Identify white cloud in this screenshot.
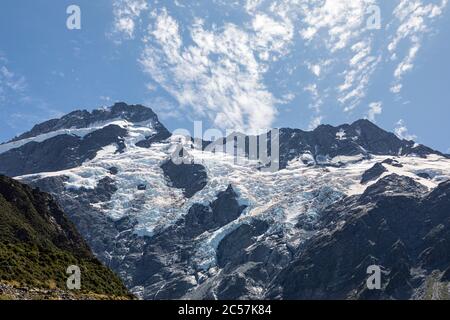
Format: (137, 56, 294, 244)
(306, 62, 321, 77)
(394, 119, 417, 141)
(288, 0, 447, 111)
(297, 0, 375, 51)
(100, 95, 112, 102)
(280, 92, 296, 104)
(146, 83, 158, 92)
(367, 101, 382, 122)
(0, 51, 7, 64)
(308, 115, 323, 130)
(145, 96, 182, 120)
(287, 1, 383, 112)
(390, 83, 403, 94)
(0, 52, 64, 132)
(113, 0, 148, 39)
(0, 58, 27, 104)
(140, 9, 277, 133)
(252, 13, 294, 61)
(303, 83, 323, 112)
(109, 0, 449, 128)
(338, 41, 381, 112)
(389, 0, 448, 93)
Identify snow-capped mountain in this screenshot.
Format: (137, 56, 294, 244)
(0, 102, 449, 299)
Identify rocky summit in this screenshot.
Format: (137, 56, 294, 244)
(0, 103, 449, 300)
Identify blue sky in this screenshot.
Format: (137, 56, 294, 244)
(0, 0, 449, 153)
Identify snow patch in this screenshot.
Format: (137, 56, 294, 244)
(0, 119, 133, 155)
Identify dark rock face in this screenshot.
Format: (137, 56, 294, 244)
(360, 174, 427, 201)
(160, 159, 208, 198)
(268, 175, 450, 300)
(442, 267, 450, 282)
(217, 220, 269, 269)
(73, 176, 118, 204)
(137, 184, 147, 191)
(180, 185, 247, 237)
(108, 167, 119, 175)
(382, 158, 403, 167)
(0, 125, 127, 177)
(417, 172, 432, 180)
(135, 127, 171, 148)
(361, 163, 387, 184)
(131, 184, 247, 299)
(187, 219, 293, 300)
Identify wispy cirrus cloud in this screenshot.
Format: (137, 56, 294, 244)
(294, 0, 447, 117)
(388, 0, 448, 93)
(269, 0, 447, 122)
(367, 101, 383, 122)
(140, 9, 279, 132)
(0, 51, 64, 135)
(112, 0, 148, 39)
(0, 52, 27, 104)
(308, 115, 323, 130)
(293, 0, 381, 114)
(110, 0, 448, 132)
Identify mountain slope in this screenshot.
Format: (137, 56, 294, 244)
(0, 103, 449, 299)
(0, 175, 131, 298)
(268, 175, 450, 300)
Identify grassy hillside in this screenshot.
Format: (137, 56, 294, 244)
(0, 175, 131, 298)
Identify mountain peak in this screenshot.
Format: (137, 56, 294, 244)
(351, 118, 377, 127)
(9, 103, 162, 143)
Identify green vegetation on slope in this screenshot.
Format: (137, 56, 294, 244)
(0, 175, 131, 298)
